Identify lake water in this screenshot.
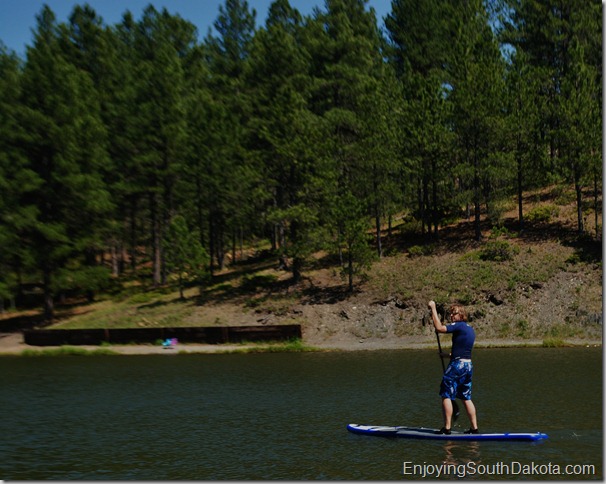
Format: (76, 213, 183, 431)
(0, 347, 601, 480)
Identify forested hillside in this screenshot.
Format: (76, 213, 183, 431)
(0, 0, 601, 324)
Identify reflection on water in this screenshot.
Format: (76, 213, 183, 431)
(0, 347, 601, 480)
(400, 441, 482, 479)
(442, 440, 482, 466)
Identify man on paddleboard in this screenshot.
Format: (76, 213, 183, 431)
(428, 300, 479, 435)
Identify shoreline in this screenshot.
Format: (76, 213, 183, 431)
(0, 332, 600, 356)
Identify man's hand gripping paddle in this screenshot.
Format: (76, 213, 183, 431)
(434, 310, 460, 422)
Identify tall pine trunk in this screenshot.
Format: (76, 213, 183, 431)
(216, 224, 225, 270)
(473, 154, 482, 241)
(129, 198, 138, 272)
(347, 242, 354, 292)
(290, 221, 302, 282)
(111, 243, 120, 277)
(208, 212, 215, 277)
(150, 193, 162, 287)
(431, 161, 439, 238)
(43, 267, 54, 324)
(375, 212, 382, 258)
(574, 166, 584, 235)
(517, 151, 524, 232)
(593, 164, 600, 239)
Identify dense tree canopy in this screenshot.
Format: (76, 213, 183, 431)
(0, 0, 601, 320)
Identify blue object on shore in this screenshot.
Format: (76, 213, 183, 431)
(162, 338, 178, 348)
(347, 424, 548, 442)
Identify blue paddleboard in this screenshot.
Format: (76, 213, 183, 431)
(347, 424, 548, 442)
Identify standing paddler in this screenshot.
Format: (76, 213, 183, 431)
(428, 300, 479, 435)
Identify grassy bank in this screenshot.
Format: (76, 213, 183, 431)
(43, 236, 601, 339)
(1, 186, 601, 347)
(20, 346, 119, 357)
(6, 338, 320, 357)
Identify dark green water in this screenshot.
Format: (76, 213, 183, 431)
(0, 347, 601, 480)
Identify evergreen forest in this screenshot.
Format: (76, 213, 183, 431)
(0, 0, 601, 323)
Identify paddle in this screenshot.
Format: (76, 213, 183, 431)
(435, 326, 460, 421)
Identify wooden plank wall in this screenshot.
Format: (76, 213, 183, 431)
(22, 325, 302, 346)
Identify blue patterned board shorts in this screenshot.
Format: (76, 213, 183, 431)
(440, 360, 473, 400)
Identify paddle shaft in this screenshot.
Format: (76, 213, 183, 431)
(435, 328, 460, 419)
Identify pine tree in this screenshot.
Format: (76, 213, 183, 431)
(203, 0, 258, 274)
(60, 5, 128, 279)
(501, 0, 563, 176)
(19, 6, 113, 321)
(503, 50, 542, 232)
(163, 215, 209, 299)
(132, 6, 192, 286)
(361, 63, 403, 256)
(246, 0, 327, 281)
(181, 43, 213, 253)
(305, 0, 385, 289)
(558, 39, 600, 234)
(0, 44, 37, 311)
(444, 0, 508, 240)
(502, 0, 601, 234)
(385, 0, 455, 239)
(112, 11, 149, 274)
